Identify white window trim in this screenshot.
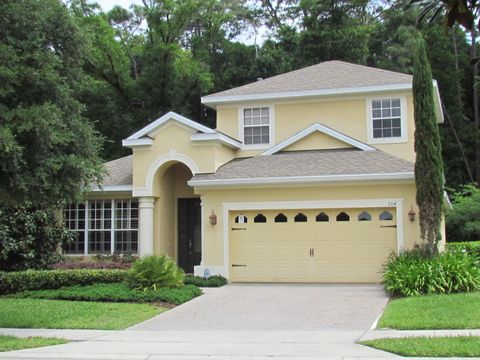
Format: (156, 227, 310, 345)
(366, 95, 408, 144)
(238, 105, 275, 150)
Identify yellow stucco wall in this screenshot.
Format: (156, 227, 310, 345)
(284, 131, 354, 152)
(215, 92, 415, 161)
(197, 182, 422, 266)
(132, 122, 236, 192)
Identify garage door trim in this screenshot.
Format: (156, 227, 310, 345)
(221, 199, 404, 279)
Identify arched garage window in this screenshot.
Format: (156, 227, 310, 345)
(254, 214, 267, 223)
(235, 215, 248, 224)
(358, 211, 372, 221)
(336, 212, 350, 222)
(316, 212, 329, 222)
(379, 211, 394, 221)
(274, 213, 288, 223)
(294, 213, 307, 222)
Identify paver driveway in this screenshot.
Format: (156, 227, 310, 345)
(130, 283, 389, 331)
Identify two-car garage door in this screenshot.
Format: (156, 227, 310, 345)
(229, 208, 397, 283)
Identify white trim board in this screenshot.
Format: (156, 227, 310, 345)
(189, 172, 415, 188)
(202, 83, 413, 106)
(133, 150, 200, 197)
(191, 133, 242, 149)
(221, 198, 404, 279)
(123, 111, 216, 149)
(261, 123, 375, 155)
(89, 185, 133, 192)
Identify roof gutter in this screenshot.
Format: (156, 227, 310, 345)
(188, 172, 415, 189)
(89, 185, 133, 192)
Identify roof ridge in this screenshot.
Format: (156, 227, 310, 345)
(332, 60, 412, 78)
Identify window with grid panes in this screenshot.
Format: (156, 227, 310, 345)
(88, 200, 112, 254)
(114, 199, 139, 254)
(63, 203, 85, 254)
(371, 99, 402, 139)
(243, 107, 270, 145)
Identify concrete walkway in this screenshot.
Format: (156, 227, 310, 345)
(1, 328, 480, 359)
(0, 285, 478, 359)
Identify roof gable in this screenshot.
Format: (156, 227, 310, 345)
(282, 130, 354, 152)
(122, 111, 242, 149)
(261, 123, 375, 156)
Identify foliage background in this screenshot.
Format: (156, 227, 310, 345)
(58, 0, 479, 188)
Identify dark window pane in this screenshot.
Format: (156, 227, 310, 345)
(254, 214, 267, 223)
(294, 213, 307, 222)
(316, 212, 329, 222)
(336, 212, 350, 222)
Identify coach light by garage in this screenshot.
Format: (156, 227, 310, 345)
(408, 206, 416, 222)
(209, 210, 217, 225)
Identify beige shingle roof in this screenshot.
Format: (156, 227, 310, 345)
(102, 155, 133, 186)
(191, 149, 414, 182)
(203, 61, 412, 99)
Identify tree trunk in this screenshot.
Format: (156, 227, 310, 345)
(471, 29, 480, 184)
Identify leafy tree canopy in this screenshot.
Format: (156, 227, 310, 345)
(0, 0, 104, 206)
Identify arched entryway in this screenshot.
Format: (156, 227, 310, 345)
(153, 161, 201, 274)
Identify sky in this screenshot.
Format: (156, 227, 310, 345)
(97, 0, 142, 11)
(95, 0, 264, 45)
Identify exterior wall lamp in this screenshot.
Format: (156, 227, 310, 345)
(408, 206, 416, 222)
(209, 210, 217, 225)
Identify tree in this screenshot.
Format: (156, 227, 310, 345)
(0, 0, 105, 206)
(413, 35, 445, 253)
(409, 0, 480, 185)
(446, 184, 480, 242)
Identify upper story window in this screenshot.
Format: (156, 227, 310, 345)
(242, 107, 271, 146)
(367, 97, 407, 144)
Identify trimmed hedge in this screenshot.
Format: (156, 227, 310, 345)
(11, 283, 202, 305)
(0, 269, 128, 295)
(446, 241, 480, 257)
(51, 262, 132, 270)
(184, 275, 228, 287)
(383, 250, 480, 297)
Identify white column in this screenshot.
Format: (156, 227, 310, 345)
(138, 197, 155, 256)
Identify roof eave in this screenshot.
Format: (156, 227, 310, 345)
(188, 172, 415, 189)
(191, 133, 242, 149)
(201, 83, 413, 109)
(88, 185, 133, 193)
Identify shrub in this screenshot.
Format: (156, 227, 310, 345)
(446, 241, 480, 257)
(127, 255, 184, 290)
(0, 204, 73, 271)
(446, 184, 480, 243)
(0, 269, 128, 295)
(12, 283, 202, 305)
(184, 275, 228, 287)
(383, 249, 480, 297)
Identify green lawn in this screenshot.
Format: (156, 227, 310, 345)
(0, 298, 163, 330)
(361, 336, 480, 357)
(0, 335, 67, 352)
(378, 292, 480, 329)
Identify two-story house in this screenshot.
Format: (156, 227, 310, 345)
(64, 60, 447, 283)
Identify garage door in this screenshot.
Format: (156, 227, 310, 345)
(229, 208, 397, 283)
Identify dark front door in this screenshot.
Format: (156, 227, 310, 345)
(178, 198, 201, 273)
